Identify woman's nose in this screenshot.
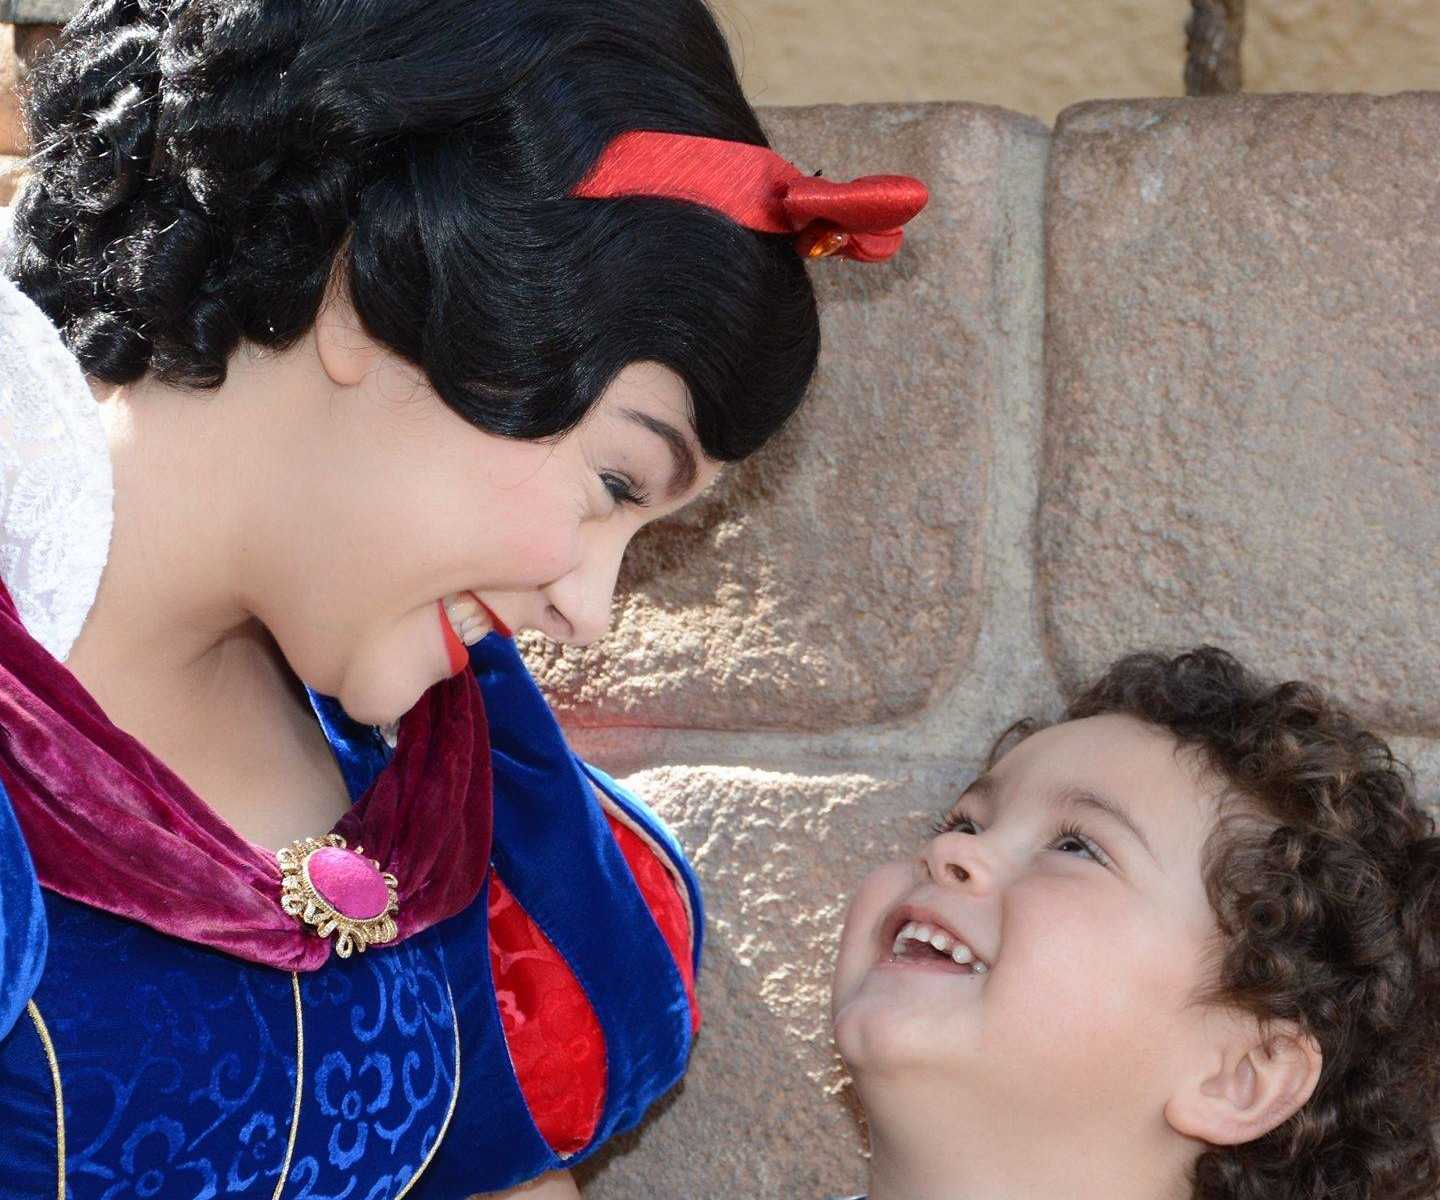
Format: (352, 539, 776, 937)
(544, 536, 627, 646)
(922, 830, 996, 893)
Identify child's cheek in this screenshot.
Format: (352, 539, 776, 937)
(997, 890, 1149, 1040)
(832, 861, 911, 1008)
(998, 898, 1191, 1086)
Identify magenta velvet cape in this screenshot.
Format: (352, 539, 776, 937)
(0, 576, 493, 970)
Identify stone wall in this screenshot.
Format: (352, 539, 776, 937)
(557, 98, 1439, 1197)
(0, 21, 55, 201)
(714, 0, 1440, 123)
(2, 22, 1437, 1196)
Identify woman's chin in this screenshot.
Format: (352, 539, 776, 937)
(334, 666, 431, 728)
(324, 620, 454, 727)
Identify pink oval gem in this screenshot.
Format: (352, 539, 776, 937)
(306, 847, 391, 921)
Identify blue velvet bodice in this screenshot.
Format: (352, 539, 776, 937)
(0, 636, 702, 1198)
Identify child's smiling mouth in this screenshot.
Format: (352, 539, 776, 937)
(879, 906, 992, 976)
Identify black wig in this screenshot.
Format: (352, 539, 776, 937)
(3, 0, 820, 461)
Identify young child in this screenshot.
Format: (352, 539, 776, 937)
(832, 646, 1440, 1200)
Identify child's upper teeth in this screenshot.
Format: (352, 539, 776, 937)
(891, 919, 986, 970)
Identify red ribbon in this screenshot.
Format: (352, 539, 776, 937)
(571, 131, 928, 262)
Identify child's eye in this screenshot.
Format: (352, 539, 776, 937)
(1052, 823, 1112, 868)
(601, 472, 650, 508)
(930, 808, 980, 837)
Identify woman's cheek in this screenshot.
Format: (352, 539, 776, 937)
(487, 501, 583, 585)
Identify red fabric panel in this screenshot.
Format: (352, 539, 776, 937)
(607, 817, 700, 1035)
(488, 812, 699, 1156)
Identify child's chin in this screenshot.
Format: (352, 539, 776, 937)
(833, 972, 958, 1073)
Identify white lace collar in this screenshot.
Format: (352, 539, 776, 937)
(0, 273, 115, 662)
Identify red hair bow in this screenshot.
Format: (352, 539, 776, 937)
(572, 131, 929, 263)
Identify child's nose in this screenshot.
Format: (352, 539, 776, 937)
(923, 830, 995, 893)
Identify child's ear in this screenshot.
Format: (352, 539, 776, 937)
(1165, 1018, 1323, 1146)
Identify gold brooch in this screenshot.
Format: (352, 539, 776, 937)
(278, 834, 399, 957)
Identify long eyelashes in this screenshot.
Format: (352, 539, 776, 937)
(601, 471, 650, 508)
(930, 808, 974, 837)
(929, 807, 1112, 867)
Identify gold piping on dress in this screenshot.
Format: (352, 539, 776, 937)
(270, 973, 304, 1200)
(25, 1000, 65, 1200)
(393, 980, 462, 1199)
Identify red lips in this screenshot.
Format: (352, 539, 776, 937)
(438, 600, 470, 677)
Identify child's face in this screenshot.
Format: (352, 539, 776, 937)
(833, 714, 1225, 1139)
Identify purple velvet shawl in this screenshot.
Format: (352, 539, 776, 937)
(0, 576, 493, 971)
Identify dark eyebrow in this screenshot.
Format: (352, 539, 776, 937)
(958, 774, 997, 803)
(621, 407, 699, 499)
(959, 774, 1159, 865)
(1058, 786, 1159, 864)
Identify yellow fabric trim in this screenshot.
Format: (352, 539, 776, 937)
(393, 980, 462, 1199)
(270, 973, 304, 1200)
(25, 1000, 65, 1200)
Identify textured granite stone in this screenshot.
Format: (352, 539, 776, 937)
(527, 102, 1048, 732)
(0, 2, 76, 21)
(1041, 94, 1440, 733)
(577, 761, 975, 1199)
(1399, 739, 1440, 818)
(0, 28, 20, 157)
(2, 22, 60, 164)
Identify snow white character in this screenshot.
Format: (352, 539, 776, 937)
(0, 0, 925, 1196)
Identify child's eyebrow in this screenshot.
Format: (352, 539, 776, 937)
(961, 774, 1160, 865)
(1056, 786, 1159, 865)
(958, 774, 997, 804)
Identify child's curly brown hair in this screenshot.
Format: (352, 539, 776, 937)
(1009, 646, 1440, 1200)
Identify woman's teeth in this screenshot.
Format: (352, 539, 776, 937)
(890, 920, 989, 973)
(443, 592, 492, 646)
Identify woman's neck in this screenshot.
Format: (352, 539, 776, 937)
(63, 366, 352, 848)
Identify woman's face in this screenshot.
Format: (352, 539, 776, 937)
(254, 350, 720, 724)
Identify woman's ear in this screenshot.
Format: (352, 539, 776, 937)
(1165, 1017, 1323, 1146)
(313, 286, 382, 388)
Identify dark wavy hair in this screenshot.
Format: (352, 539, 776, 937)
(2, 0, 819, 461)
(991, 647, 1440, 1200)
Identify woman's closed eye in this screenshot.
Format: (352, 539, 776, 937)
(600, 471, 650, 508)
(929, 808, 1113, 868)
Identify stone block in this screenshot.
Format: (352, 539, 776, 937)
(527, 102, 1048, 732)
(2, 22, 60, 158)
(1041, 94, 1440, 734)
(1, 27, 21, 157)
(0, 3, 76, 21)
(576, 762, 975, 1199)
